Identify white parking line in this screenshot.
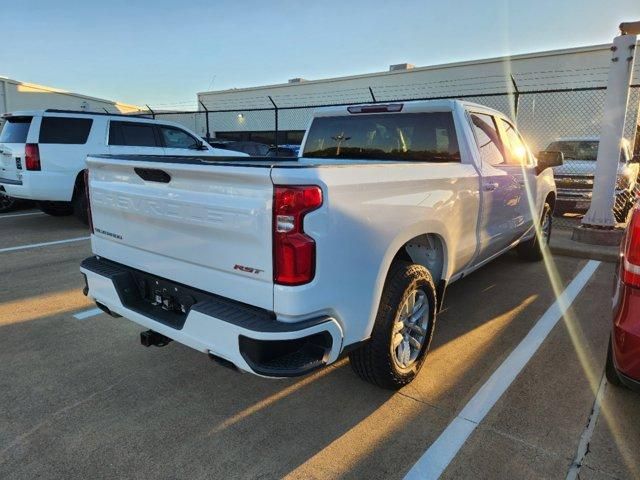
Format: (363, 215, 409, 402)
(73, 308, 103, 320)
(0, 236, 90, 253)
(0, 211, 44, 219)
(404, 260, 601, 480)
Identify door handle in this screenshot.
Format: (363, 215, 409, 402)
(483, 182, 499, 192)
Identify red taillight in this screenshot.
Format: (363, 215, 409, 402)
(623, 205, 640, 287)
(84, 169, 94, 233)
(273, 185, 323, 286)
(25, 143, 41, 171)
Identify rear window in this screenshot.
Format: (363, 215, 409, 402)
(0, 116, 33, 143)
(109, 121, 160, 147)
(39, 117, 93, 144)
(302, 112, 460, 162)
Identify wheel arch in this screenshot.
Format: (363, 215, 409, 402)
(381, 230, 450, 314)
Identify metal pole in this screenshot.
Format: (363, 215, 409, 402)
(582, 32, 638, 228)
(369, 87, 377, 103)
(199, 100, 211, 140)
(510, 74, 520, 119)
(268, 96, 278, 150)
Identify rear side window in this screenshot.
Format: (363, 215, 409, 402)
(469, 113, 506, 166)
(159, 126, 199, 149)
(302, 112, 460, 162)
(0, 116, 33, 143)
(109, 121, 160, 147)
(39, 117, 93, 144)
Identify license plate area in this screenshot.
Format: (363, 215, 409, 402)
(112, 269, 209, 330)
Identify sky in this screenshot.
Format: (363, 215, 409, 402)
(1, 0, 639, 109)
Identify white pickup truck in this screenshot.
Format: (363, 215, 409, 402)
(80, 100, 560, 389)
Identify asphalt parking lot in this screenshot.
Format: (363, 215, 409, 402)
(0, 211, 638, 480)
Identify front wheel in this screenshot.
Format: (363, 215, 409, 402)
(517, 202, 552, 262)
(349, 261, 437, 390)
(614, 192, 633, 224)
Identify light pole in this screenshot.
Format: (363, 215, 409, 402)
(579, 23, 638, 233)
(574, 22, 639, 245)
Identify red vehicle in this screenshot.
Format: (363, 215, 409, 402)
(608, 202, 640, 391)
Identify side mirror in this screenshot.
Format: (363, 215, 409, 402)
(191, 140, 208, 151)
(536, 150, 564, 174)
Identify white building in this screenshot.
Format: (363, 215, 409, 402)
(195, 43, 640, 151)
(0, 76, 142, 123)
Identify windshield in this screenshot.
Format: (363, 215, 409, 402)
(0, 116, 33, 143)
(545, 140, 599, 160)
(303, 112, 460, 162)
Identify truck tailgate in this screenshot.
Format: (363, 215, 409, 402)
(87, 156, 275, 310)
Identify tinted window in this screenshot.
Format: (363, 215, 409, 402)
(39, 117, 93, 144)
(109, 121, 159, 147)
(303, 112, 460, 162)
(0, 116, 33, 143)
(500, 119, 529, 165)
(159, 126, 199, 149)
(470, 113, 506, 166)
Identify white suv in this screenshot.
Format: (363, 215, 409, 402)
(0, 109, 245, 222)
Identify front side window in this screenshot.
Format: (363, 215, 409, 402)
(39, 117, 93, 144)
(109, 121, 159, 147)
(303, 112, 460, 162)
(469, 113, 506, 166)
(0, 116, 33, 143)
(159, 126, 199, 149)
(500, 119, 530, 166)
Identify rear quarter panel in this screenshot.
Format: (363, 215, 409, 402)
(271, 162, 480, 346)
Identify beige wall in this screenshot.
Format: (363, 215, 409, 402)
(0, 78, 141, 116)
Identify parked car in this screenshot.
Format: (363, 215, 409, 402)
(548, 137, 638, 222)
(80, 100, 560, 389)
(0, 109, 246, 223)
(607, 201, 640, 391)
(206, 140, 270, 156)
(266, 146, 298, 157)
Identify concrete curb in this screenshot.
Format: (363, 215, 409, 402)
(550, 228, 619, 263)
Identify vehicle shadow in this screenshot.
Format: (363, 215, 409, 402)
(0, 251, 594, 480)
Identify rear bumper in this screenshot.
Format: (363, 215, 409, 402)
(0, 172, 72, 201)
(612, 281, 640, 383)
(80, 256, 343, 377)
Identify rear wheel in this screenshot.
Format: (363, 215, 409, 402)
(605, 335, 623, 387)
(38, 201, 74, 217)
(72, 188, 89, 225)
(349, 261, 437, 390)
(517, 202, 552, 261)
(0, 193, 18, 213)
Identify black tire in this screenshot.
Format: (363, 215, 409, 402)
(0, 193, 18, 213)
(605, 335, 623, 387)
(349, 261, 437, 390)
(73, 188, 89, 225)
(38, 201, 74, 217)
(517, 202, 552, 262)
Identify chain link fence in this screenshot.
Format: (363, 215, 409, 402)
(147, 83, 640, 230)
